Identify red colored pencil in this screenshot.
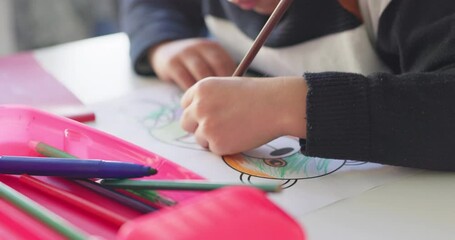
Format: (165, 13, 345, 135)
(19, 175, 128, 227)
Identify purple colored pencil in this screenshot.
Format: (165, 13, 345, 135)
(74, 179, 157, 213)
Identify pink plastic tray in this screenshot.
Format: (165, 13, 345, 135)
(0, 105, 305, 239)
(0, 105, 203, 238)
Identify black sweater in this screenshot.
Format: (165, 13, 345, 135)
(120, 0, 455, 171)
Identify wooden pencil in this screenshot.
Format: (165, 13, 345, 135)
(0, 182, 88, 240)
(233, 0, 294, 76)
(100, 179, 282, 193)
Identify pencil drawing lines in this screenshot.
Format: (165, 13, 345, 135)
(126, 94, 206, 151)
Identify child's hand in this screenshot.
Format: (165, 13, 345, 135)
(180, 76, 308, 155)
(149, 38, 235, 90)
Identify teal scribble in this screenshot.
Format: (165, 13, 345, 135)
(317, 159, 330, 172)
(243, 152, 344, 179)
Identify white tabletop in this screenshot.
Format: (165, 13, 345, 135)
(33, 33, 455, 240)
(34, 33, 153, 105)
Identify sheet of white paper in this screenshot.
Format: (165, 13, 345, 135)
(88, 82, 419, 222)
(300, 171, 455, 240)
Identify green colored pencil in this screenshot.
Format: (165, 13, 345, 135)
(126, 189, 177, 207)
(100, 179, 282, 193)
(31, 141, 78, 159)
(31, 141, 178, 205)
(0, 182, 88, 240)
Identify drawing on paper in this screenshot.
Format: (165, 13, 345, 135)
(125, 92, 364, 189)
(122, 93, 206, 151)
(222, 137, 346, 188)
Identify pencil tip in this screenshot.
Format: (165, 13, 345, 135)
(28, 140, 38, 149)
(148, 167, 158, 175)
(275, 185, 283, 193)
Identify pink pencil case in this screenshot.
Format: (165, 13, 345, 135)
(0, 105, 305, 239)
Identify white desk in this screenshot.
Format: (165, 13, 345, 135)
(34, 33, 150, 105)
(33, 33, 455, 240)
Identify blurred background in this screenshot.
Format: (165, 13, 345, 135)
(0, 0, 119, 56)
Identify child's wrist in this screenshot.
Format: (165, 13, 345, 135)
(278, 76, 307, 138)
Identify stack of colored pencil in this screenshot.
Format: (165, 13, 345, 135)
(0, 141, 282, 239)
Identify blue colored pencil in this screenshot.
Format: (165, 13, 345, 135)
(0, 156, 157, 178)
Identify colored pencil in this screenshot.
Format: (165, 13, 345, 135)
(233, 0, 294, 76)
(0, 182, 88, 240)
(100, 179, 282, 193)
(19, 175, 128, 227)
(31, 141, 176, 206)
(31, 141, 78, 158)
(126, 189, 177, 207)
(0, 155, 157, 178)
(74, 179, 157, 213)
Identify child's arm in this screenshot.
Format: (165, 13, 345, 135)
(121, 0, 235, 89)
(180, 0, 455, 171)
(303, 0, 455, 170)
(120, 0, 207, 75)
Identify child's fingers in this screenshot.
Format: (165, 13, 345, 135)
(194, 127, 209, 149)
(180, 85, 196, 109)
(180, 52, 216, 81)
(180, 105, 199, 135)
(169, 61, 197, 90)
(199, 47, 235, 76)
